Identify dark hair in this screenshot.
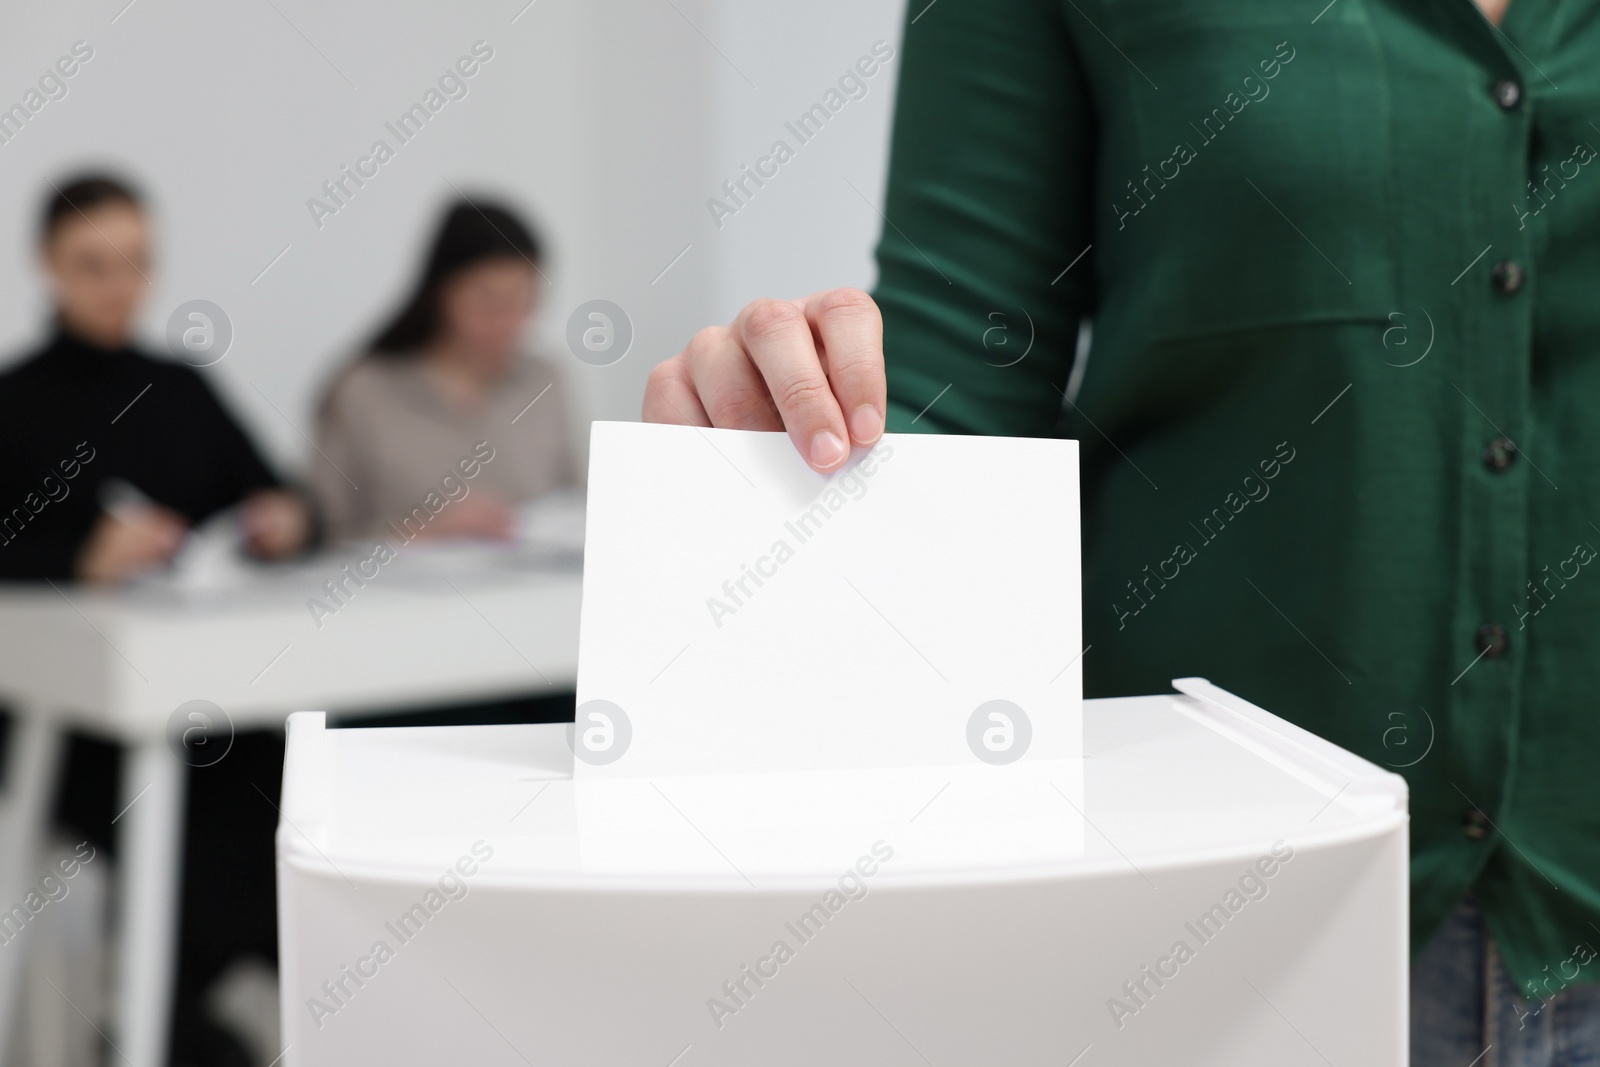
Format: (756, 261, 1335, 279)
(41, 173, 142, 241)
(370, 198, 542, 355)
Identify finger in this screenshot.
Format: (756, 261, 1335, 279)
(805, 288, 885, 446)
(132, 528, 179, 562)
(151, 514, 188, 554)
(155, 525, 186, 556)
(148, 505, 188, 531)
(734, 298, 849, 472)
(684, 325, 782, 432)
(121, 509, 179, 544)
(643, 355, 712, 427)
(239, 501, 267, 536)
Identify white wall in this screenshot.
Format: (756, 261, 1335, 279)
(706, 3, 906, 317)
(0, 0, 904, 476)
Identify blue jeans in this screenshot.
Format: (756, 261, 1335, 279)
(1413, 898, 1600, 1066)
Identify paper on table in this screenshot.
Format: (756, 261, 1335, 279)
(574, 422, 1082, 779)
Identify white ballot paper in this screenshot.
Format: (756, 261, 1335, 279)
(574, 422, 1082, 779)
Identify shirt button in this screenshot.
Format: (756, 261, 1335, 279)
(1476, 623, 1509, 658)
(1493, 79, 1522, 110)
(1464, 809, 1492, 840)
(1491, 260, 1525, 294)
(1482, 436, 1518, 471)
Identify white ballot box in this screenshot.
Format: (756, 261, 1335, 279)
(276, 676, 1407, 1066)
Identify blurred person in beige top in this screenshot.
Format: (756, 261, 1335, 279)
(313, 198, 580, 543)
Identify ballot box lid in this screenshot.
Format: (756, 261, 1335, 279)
(277, 678, 1406, 890)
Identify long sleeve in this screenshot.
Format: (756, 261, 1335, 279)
(0, 341, 287, 580)
(495, 353, 585, 494)
(181, 371, 283, 523)
(541, 360, 584, 490)
(874, 0, 1095, 437)
(309, 374, 373, 543)
(0, 417, 85, 580)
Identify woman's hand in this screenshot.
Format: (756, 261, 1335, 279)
(241, 490, 313, 560)
(75, 506, 187, 584)
(643, 289, 887, 472)
(412, 493, 516, 543)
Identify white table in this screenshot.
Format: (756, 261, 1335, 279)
(0, 548, 582, 1067)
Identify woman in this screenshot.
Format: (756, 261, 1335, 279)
(646, 1, 1600, 1063)
(0, 172, 314, 1065)
(0, 174, 311, 582)
(313, 198, 580, 544)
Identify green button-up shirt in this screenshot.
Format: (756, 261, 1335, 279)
(877, 0, 1600, 992)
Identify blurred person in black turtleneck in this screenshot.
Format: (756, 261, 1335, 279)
(0, 173, 311, 582)
(0, 174, 313, 1067)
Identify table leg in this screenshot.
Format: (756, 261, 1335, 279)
(112, 739, 186, 1067)
(0, 703, 63, 1067)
